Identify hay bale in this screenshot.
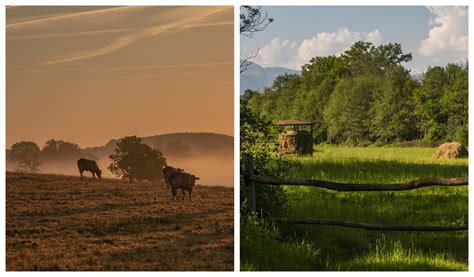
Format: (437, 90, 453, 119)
(433, 142, 468, 158)
(278, 131, 313, 155)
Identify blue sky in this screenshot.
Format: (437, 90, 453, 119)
(241, 6, 468, 73)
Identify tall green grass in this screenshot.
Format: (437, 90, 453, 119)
(243, 146, 468, 271)
(240, 215, 320, 271)
(335, 237, 467, 271)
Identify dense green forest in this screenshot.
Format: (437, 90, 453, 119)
(243, 41, 468, 146)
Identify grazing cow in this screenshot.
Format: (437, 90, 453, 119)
(77, 158, 102, 179)
(162, 166, 184, 188)
(168, 172, 199, 201)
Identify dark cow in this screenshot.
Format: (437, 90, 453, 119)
(77, 158, 102, 179)
(168, 172, 199, 201)
(162, 166, 184, 188)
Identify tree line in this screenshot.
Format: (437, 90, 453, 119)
(243, 41, 468, 146)
(7, 136, 167, 182)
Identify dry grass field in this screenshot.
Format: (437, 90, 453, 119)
(6, 172, 234, 271)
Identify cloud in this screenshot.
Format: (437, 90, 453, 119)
(252, 37, 299, 69)
(43, 7, 231, 65)
(252, 27, 383, 70)
(418, 6, 468, 58)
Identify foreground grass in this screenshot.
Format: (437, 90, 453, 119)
(6, 172, 234, 271)
(243, 146, 468, 271)
(335, 238, 467, 271)
(241, 216, 320, 271)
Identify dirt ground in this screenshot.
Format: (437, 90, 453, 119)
(6, 172, 234, 271)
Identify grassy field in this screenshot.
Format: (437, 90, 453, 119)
(241, 145, 468, 271)
(6, 172, 233, 271)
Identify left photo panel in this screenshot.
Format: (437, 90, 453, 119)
(6, 6, 234, 271)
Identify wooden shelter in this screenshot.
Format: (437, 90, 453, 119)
(277, 120, 316, 155)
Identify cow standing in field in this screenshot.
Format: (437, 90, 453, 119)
(168, 172, 199, 201)
(162, 166, 184, 188)
(77, 158, 102, 179)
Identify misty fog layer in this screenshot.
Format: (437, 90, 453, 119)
(7, 151, 233, 187)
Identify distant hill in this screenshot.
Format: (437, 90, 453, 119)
(84, 132, 233, 159)
(240, 61, 299, 94)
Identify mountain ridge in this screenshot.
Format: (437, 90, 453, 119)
(240, 61, 299, 94)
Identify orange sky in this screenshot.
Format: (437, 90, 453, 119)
(6, 6, 234, 148)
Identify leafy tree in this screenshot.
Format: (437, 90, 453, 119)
(245, 41, 467, 146)
(41, 139, 83, 160)
(441, 63, 468, 142)
(9, 141, 42, 173)
(341, 41, 412, 77)
(372, 66, 419, 143)
(324, 76, 383, 144)
(414, 66, 447, 141)
(108, 136, 166, 182)
(241, 98, 287, 217)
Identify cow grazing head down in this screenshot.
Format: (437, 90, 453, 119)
(77, 158, 102, 179)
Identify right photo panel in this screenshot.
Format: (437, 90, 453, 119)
(240, 6, 468, 271)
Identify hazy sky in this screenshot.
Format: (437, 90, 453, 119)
(241, 6, 468, 73)
(7, 6, 234, 148)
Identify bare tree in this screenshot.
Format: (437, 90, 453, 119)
(240, 6, 273, 73)
(240, 6, 273, 38)
(240, 49, 259, 73)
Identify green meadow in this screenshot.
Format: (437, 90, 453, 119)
(241, 146, 468, 271)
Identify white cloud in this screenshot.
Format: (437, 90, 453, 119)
(252, 37, 298, 68)
(418, 6, 468, 58)
(252, 27, 383, 70)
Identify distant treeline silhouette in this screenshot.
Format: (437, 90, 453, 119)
(7, 139, 96, 173)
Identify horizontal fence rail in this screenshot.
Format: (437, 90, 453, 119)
(241, 154, 468, 232)
(246, 175, 468, 192)
(272, 218, 468, 232)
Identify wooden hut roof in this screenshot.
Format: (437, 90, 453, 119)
(277, 120, 316, 126)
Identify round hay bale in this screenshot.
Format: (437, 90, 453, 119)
(433, 142, 468, 159)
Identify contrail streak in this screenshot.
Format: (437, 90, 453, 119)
(6, 6, 138, 29)
(43, 6, 231, 65)
(17, 62, 233, 73)
(7, 28, 135, 41)
(114, 72, 195, 80)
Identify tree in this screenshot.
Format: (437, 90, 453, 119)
(240, 6, 273, 72)
(372, 66, 419, 143)
(441, 63, 468, 143)
(341, 41, 412, 77)
(240, 6, 273, 38)
(324, 76, 383, 144)
(9, 141, 42, 173)
(108, 136, 166, 182)
(240, 97, 287, 217)
(41, 139, 83, 160)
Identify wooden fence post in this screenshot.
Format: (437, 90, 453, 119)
(242, 154, 256, 213)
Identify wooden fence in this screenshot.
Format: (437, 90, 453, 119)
(241, 154, 468, 232)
